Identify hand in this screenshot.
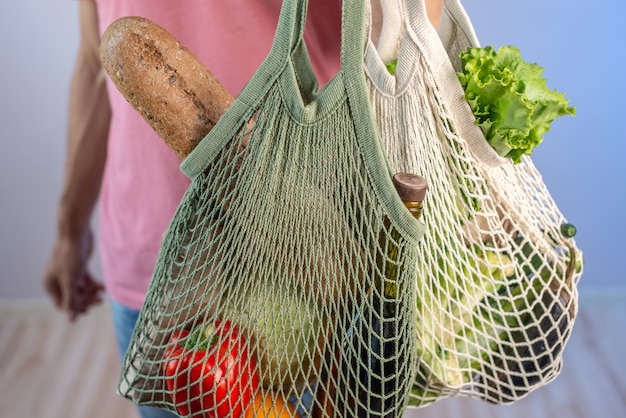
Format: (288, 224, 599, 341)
(42, 229, 105, 321)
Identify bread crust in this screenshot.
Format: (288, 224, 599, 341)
(99, 16, 234, 160)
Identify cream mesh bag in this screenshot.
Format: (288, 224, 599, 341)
(117, 0, 427, 416)
(365, 0, 583, 407)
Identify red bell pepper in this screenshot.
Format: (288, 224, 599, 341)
(163, 320, 260, 418)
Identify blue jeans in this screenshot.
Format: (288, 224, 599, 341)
(110, 299, 179, 418)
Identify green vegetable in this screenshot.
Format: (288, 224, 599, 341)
(410, 243, 578, 406)
(560, 223, 577, 238)
(224, 279, 327, 391)
(385, 59, 398, 75)
(457, 45, 576, 163)
(413, 244, 515, 388)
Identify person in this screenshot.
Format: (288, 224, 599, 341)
(42, 1, 441, 417)
(42, 1, 342, 417)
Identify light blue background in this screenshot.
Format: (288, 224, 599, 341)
(463, 0, 626, 290)
(0, 0, 624, 301)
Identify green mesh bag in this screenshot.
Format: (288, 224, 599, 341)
(367, 0, 583, 408)
(117, 0, 426, 416)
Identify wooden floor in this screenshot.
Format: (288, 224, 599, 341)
(1, 289, 624, 418)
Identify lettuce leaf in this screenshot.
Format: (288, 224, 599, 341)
(457, 46, 575, 163)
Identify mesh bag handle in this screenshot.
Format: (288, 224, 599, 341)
(376, 0, 405, 64)
(437, 0, 480, 71)
(367, 0, 582, 407)
(117, 0, 427, 417)
(373, 0, 480, 67)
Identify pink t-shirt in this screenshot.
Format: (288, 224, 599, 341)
(95, 0, 341, 310)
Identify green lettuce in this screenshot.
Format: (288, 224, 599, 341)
(457, 45, 576, 163)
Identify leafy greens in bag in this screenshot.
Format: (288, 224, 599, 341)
(457, 45, 576, 163)
(383, 43, 581, 405)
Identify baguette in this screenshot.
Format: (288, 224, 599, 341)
(99, 16, 234, 160)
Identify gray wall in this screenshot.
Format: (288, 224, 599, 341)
(0, 0, 89, 302)
(1, 0, 624, 303)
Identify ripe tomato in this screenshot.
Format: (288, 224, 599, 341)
(163, 320, 260, 418)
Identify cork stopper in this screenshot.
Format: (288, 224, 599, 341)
(392, 172, 428, 202)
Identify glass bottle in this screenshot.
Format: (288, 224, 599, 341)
(339, 173, 428, 417)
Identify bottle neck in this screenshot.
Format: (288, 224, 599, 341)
(403, 200, 423, 220)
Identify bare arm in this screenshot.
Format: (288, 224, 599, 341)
(426, 0, 443, 29)
(43, 0, 110, 321)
